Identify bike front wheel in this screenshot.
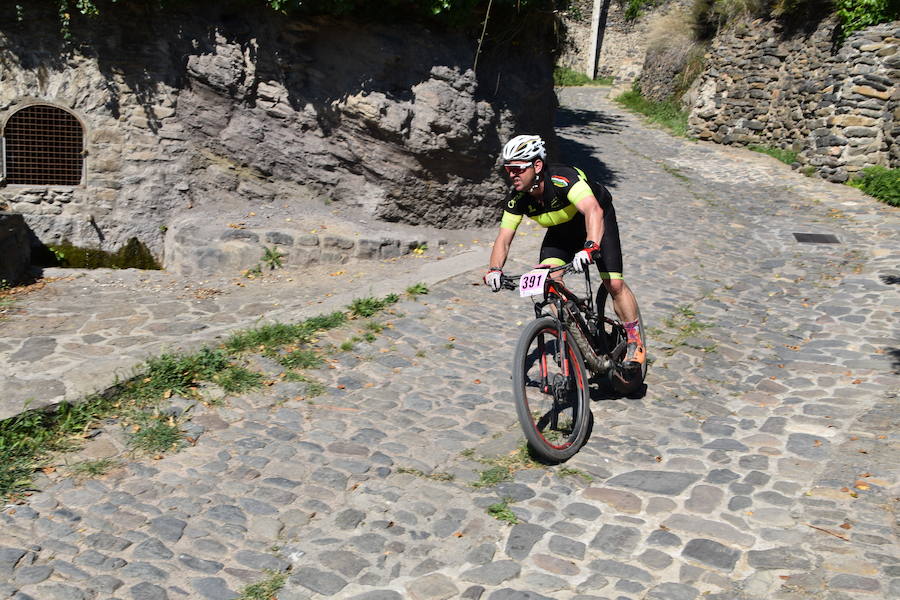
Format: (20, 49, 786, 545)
(512, 317, 591, 463)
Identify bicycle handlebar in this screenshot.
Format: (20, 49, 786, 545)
(499, 263, 574, 290)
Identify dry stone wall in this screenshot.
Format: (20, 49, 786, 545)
(689, 18, 899, 182)
(0, 3, 555, 268)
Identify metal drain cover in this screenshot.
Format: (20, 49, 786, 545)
(793, 233, 840, 244)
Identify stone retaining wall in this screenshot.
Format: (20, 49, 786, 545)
(689, 19, 899, 182)
(0, 212, 31, 284)
(163, 217, 437, 276)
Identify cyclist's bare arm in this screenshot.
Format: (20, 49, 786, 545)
(575, 194, 604, 244)
(489, 227, 516, 270)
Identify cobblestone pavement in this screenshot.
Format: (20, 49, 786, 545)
(0, 225, 505, 420)
(2, 87, 898, 600)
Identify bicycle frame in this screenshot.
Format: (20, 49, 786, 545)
(533, 268, 620, 374)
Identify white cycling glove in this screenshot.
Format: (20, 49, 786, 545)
(572, 241, 600, 273)
(484, 268, 503, 292)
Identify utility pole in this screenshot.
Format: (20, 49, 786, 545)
(587, 0, 612, 79)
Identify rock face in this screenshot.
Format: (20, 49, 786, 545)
(0, 213, 31, 284)
(0, 3, 556, 265)
(688, 18, 899, 182)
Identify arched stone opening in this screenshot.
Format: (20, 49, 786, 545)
(2, 104, 85, 186)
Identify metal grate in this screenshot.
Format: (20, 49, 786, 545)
(3, 104, 83, 185)
(793, 233, 840, 244)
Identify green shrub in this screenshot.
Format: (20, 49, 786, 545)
(835, 0, 900, 40)
(847, 166, 900, 207)
(614, 85, 690, 137)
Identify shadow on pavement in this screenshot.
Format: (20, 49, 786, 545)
(588, 377, 648, 401)
(888, 348, 900, 374)
(554, 106, 625, 188)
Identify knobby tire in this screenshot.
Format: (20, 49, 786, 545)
(512, 317, 591, 463)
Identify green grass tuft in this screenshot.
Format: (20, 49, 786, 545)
(847, 166, 900, 207)
(554, 66, 615, 87)
(348, 294, 400, 318)
(472, 465, 511, 488)
(405, 282, 429, 297)
(68, 458, 119, 478)
(747, 144, 798, 166)
(128, 415, 184, 454)
(212, 366, 264, 393)
(238, 570, 287, 600)
(614, 85, 689, 137)
(0, 396, 114, 497)
(278, 348, 322, 370)
(487, 499, 519, 524)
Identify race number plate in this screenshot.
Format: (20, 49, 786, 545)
(519, 268, 549, 297)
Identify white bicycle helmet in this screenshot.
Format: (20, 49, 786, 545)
(502, 134, 546, 162)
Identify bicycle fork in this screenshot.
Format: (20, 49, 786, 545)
(538, 328, 571, 431)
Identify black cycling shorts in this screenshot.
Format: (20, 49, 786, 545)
(538, 205, 624, 278)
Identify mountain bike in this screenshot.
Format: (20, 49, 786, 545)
(499, 264, 647, 462)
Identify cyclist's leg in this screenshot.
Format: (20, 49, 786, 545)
(596, 204, 644, 366)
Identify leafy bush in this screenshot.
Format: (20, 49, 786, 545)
(835, 0, 900, 39)
(847, 166, 900, 206)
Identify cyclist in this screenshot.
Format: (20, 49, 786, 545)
(483, 134, 645, 368)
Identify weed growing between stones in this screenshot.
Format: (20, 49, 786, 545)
(847, 166, 900, 207)
(405, 282, 429, 297)
(128, 414, 185, 455)
(748, 144, 799, 166)
(396, 466, 455, 481)
(278, 348, 322, 369)
(661, 163, 689, 181)
(649, 304, 716, 355)
(558, 467, 594, 482)
(225, 313, 347, 354)
(262, 246, 285, 270)
(348, 294, 400, 318)
(0, 395, 115, 499)
(471, 444, 542, 488)
(487, 499, 519, 524)
(67, 457, 119, 479)
(238, 570, 287, 600)
(614, 85, 690, 137)
(282, 372, 326, 398)
(0, 291, 413, 500)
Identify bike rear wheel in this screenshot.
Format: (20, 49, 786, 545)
(597, 287, 648, 396)
(512, 317, 591, 463)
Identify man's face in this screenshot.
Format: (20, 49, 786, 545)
(504, 159, 540, 192)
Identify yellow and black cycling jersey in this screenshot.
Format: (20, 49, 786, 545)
(500, 164, 613, 231)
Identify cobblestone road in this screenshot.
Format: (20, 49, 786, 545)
(1, 87, 898, 600)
